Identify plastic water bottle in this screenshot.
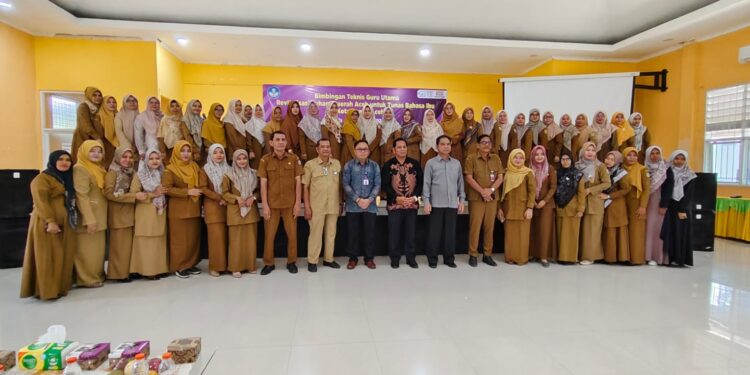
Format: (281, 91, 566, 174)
(159, 352, 177, 374)
(133, 353, 149, 375)
(62, 357, 82, 374)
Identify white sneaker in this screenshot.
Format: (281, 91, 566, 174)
(647, 260, 657, 266)
(579, 260, 593, 265)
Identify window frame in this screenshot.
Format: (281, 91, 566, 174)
(40, 90, 83, 168)
(704, 83, 750, 186)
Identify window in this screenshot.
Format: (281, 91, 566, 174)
(704, 84, 750, 185)
(41, 91, 84, 166)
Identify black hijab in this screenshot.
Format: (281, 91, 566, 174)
(555, 149, 583, 208)
(42, 150, 78, 229)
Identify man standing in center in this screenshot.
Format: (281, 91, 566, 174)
(303, 138, 342, 272)
(464, 134, 504, 267)
(258, 131, 303, 275)
(382, 138, 423, 269)
(423, 135, 466, 269)
(343, 140, 381, 270)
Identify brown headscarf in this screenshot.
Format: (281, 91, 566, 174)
(281, 101, 302, 149)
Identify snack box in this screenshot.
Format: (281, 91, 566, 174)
(17, 341, 79, 371)
(0, 350, 15, 370)
(108, 341, 150, 370)
(65, 342, 110, 371)
(167, 337, 201, 364)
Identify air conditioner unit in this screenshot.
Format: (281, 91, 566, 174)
(740, 45, 750, 64)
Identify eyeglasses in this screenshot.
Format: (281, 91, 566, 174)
(355, 148, 369, 151)
(479, 141, 491, 145)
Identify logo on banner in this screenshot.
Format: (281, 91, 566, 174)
(267, 86, 281, 99)
(417, 90, 447, 99)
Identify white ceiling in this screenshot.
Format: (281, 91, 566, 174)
(2, 0, 750, 74)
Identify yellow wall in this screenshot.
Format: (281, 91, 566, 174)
(183, 64, 504, 113)
(0, 22, 37, 169)
(156, 43, 184, 103)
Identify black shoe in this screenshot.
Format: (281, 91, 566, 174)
(444, 261, 457, 268)
(175, 270, 191, 279)
(261, 265, 275, 275)
(187, 266, 201, 275)
(407, 259, 419, 269)
(469, 256, 478, 267)
(482, 255, 498, 267)
(287, 263, 298, 274)
(323, 261, 341, 269)
(308, 263, 317, 273)
(391, 259, 400, 269)
(429, 262, 437, 269)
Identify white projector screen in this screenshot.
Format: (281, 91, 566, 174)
(501, 73, 639, 122)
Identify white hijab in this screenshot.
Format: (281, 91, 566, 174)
(591, 110, 615, 149)
(223, 99, 247, 135)
(203, 144, 232, 194)
(357, 104, 379, 142)
(629, 112, 647, 151)
(496, 110, 511, 151)
(420, 109, 443, 154)
(247, 105, 266, 145)
(480, 106, 495, 135)
(298, 101, 322, 143)
(380, 106, 401, 146)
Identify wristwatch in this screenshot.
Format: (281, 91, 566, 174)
(490, 187, 496, 192)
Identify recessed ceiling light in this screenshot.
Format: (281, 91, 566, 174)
(419, 48, 431, 57)
(300, 43, 312, 53)
(175, 37, 189, 46)
(0, 1, 13, 9)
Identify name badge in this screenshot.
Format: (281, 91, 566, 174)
(489, 170, 497, 182)
(322, 167, 329, 176)
(363, 178, 369, 186)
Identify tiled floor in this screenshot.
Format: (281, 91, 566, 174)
(1, 239, 750, 374)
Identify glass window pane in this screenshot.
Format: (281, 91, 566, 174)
(710, 142, 741, 184)
(50, 96, 79, 130)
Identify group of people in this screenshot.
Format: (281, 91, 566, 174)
(20, 87, 698, 301)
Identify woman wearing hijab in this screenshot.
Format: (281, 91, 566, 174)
(497, 149, 536, 265)
(628, 113, 651, 163)
(321, 102, 343, 160)
(541, 111, 563, 163)
(440, 102, 465, 161)
(419, 109, 443, 168)
(20, 150, 77, 300)
(591, 110, 616, 161)
(572, 113, 594, 162)
(622, 146, 650, 265)
(158, 99, 199, 164)
(490, 110, 511, 166)
(341, 109, 361, 166)
(103, 147, 145, 282)
(576, 141, 612, 265)
(479, 106, 495, 137)
(263, 106, 284, 154)
(115, 95, 139, 156)
(163, 140, 203, 278)
(602, 151, 631, 264)
(555, 150, 586, 264)
(97, 96, 119, 166)
(527, 109, 546, 150)
(380, 106, 402, 165)
(247, 104, 266, 169)
(644, 146, 673, 265)
(298, 101, 323, 162)
(358, 104, 383, 164)
(529, 145, 557, 267)
(73, 140, 108, 287)
(508, 113, 534, 166)
(401, 109, 423, 161)
(461, 107, 481, 162)
(611, 112, 635, 155)
(660, 150, 697, 267)
(558, 113, 578, 162)
(281, 101, 303, 156)
(200, 144, 232, 276)
(72, 87, 104, 164)
(223, 99, 251, 162)
(201, 103, 227, 151)
(242, 104, 253, 122)
(222, 149, 262, 277)
(130, 148, 169, 279)
(134, 96, 163, 161)
(183, 99, 205, 164)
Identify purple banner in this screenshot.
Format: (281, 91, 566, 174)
(262, 84, 447, 124)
